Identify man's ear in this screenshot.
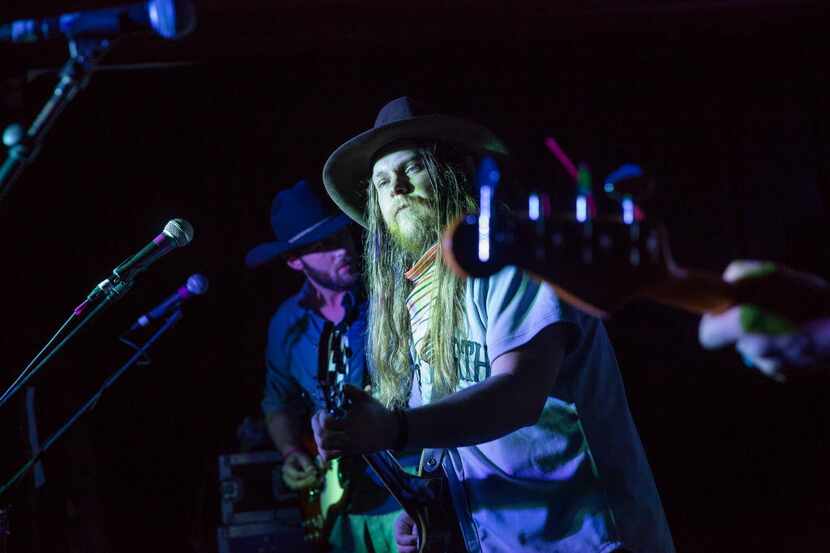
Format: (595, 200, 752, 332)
(285, 255, 303, 271)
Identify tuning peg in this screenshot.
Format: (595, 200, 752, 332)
(603, 163, 654, 201)
(604, 163, 653, 223)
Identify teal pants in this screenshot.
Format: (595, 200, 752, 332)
(328, 509, 401, 553)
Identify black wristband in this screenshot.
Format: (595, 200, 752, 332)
(392, 407, 409, 451)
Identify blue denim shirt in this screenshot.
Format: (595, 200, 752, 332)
(262, 282, 368, 417)
(261, 281, 416, 516)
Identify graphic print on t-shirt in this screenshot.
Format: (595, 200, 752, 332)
(405, 245, 491, 403)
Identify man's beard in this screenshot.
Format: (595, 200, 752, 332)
(387, 203, 437, 261)
(302, 261, 358, 292)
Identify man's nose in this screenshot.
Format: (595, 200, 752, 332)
(391, 173, 412, 196)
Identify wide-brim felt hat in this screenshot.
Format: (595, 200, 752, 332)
(245, 179, 352, 268)
(323, 96, 508, 228)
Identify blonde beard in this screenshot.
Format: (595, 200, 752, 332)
(387, 205, 436, 259)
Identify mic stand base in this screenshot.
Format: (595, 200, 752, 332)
(0, 309, 184, 499)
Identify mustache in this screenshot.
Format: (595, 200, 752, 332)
(394, 197, 430, 214)
(334, 258, 354, 271)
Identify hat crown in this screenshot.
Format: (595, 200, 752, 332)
(373, 96, 433, 129)
(270, 180, 336, 242)
(245, 179, 351, 268)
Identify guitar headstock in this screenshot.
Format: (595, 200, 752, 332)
(442, 156, 687, 318)
(445, 212, 680, 318)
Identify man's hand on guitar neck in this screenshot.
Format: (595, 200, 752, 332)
(311, 385, 399, 460)
(699, 260, 830, 382)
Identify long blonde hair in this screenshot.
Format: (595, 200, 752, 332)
(363, 144, 476, 408)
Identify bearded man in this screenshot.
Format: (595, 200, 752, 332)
(313, 97, 675, 553)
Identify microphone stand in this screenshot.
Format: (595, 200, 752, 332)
(0, 37, 112, 203)
(0, 309, 184, 498)
(0, 278, 131, 411)
(0, 506, 7, 553)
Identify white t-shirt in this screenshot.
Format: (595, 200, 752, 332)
(406, 261, 675, 553)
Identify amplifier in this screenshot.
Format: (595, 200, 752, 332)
(216, 521, 309, 553)
(217, 450, 309, 552)
(218, 450, 298, 526)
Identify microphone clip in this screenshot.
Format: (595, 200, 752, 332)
(75, 277, 132, 317)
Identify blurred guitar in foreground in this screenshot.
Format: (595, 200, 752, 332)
(443, 156, 828, 326)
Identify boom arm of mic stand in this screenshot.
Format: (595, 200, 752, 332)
(0, 309, 184, 498)
(0, 37, 111, 203)
(0, 279, 131, 411)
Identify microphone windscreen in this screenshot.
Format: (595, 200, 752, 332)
(185, 274, 209, 295)
(148, 0, 197, 39)
(164, 218, 194, 247)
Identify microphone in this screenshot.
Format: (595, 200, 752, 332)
(113, 218, 194, 283)
(130, 273, 208, 330)
(80, 219, 194, 310)
(73, 219, 193, 317)
(0, 0, 196, 43)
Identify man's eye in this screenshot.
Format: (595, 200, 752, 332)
(375, 178, 389, 188)
(405, 162, 423, 175)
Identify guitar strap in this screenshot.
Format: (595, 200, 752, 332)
(421, 447, 482, 553)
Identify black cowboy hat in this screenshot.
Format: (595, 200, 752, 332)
(245, 179, 351, 268)
(323, 97, 508, 228)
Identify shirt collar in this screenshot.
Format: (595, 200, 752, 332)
(404, 243, 439, 282)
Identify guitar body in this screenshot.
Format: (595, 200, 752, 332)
(295, 436, 348, 549)
(320, 458, 346, 524)
(363, 450, 467, 553)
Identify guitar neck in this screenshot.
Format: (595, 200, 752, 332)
(642, 265, 830, 324)
(640, 268, 736, 315)
(362, 450, 428, 511)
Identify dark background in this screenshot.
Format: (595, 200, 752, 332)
(1, 1, 829, 551)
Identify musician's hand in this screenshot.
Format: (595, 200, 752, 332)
(311, 384, 398, 461)
(281, 450, 320, 490)
(394, 512, 419, 553)
(699, 260, 830, 381)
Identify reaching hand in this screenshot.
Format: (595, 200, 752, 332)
(311, 384, 399, 461)
(281, 449, 320, 490)
(699, 260, 830, 381)
(394, 511, 419, 553)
